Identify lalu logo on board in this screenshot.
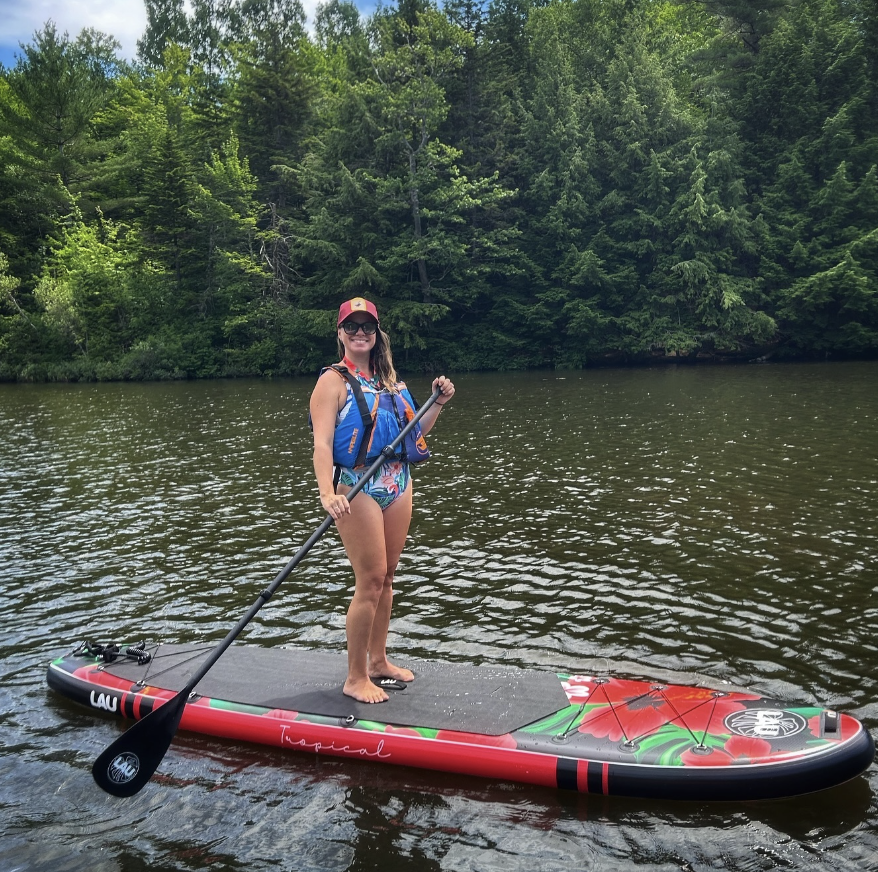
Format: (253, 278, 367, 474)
(724, 708, 807, 739)
(90, 690, 118, 713)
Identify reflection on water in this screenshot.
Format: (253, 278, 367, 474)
(1, 362, 877, 871)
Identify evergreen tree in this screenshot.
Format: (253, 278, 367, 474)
(739, 0, 878, 356)
(0, 23, 126, 310)
(230, 0, 317, 206)
(315, 0, 365, 48)
(191, 134, 265, 325)
(139, 106, 198, 303)
(188, 0, 235, 155)
(360, 7, 470, 306)
(138, 0, 190, 68)
(1, 24, 121, 188)
(654, 146, 774, 354)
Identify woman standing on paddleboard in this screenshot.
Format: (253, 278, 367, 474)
(310, 298, 455, 703)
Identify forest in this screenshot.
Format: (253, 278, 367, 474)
(0, 0, 876, 381)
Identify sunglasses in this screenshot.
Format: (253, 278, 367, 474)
(341, 321, 378, 335)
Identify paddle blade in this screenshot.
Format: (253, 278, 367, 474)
(92, 692, 187, 797)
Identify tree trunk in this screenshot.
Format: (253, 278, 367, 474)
(409, 152, 431, 303)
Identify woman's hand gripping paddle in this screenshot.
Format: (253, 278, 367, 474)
(92, 386, 442, 797)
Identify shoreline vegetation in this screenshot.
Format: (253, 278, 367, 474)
(1, 0, 877, 383)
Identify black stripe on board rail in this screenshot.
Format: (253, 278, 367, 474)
(556, 758, 607, 794)
(556, 757, 578, 791)
(122, 687, 156, 720)
(122, 691, 136, 720)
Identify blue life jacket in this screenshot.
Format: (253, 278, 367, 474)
(324, 365, 430, 468)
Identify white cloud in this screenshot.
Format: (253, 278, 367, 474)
(0, 0, 355, 66)
(0, 0, 148, 61)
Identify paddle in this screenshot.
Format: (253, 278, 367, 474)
(92, 384, 443, 797)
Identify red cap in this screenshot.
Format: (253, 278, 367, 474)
(337, 297, 379, 326)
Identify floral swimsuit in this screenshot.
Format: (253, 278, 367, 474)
(337, 460, 411, 511)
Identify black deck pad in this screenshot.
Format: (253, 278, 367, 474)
(103, 644, 570, 736)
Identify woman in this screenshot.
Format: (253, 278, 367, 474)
(310, 297, 455, 703)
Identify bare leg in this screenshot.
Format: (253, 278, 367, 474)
(367, 484, 414, 682)
(335, 491, 390, 703)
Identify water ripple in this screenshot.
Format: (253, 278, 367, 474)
(2, 365, 877, 870)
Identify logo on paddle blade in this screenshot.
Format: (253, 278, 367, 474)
(107, 751, 140, 784)
(724, 709, 807, 739)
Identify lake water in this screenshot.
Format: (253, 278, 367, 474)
(1, 362, 876, 871)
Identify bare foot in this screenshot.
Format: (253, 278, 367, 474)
(343, 677, 389, 703)
(369, 660, 414, 683)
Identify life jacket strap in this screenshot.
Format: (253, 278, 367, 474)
(329, 365, 375, 468)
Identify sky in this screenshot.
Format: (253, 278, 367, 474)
(0, 0, 360, 69)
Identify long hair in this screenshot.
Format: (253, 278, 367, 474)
(337, 326, 399, 390)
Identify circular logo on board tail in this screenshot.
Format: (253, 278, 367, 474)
(107, 751, 140, 784)
(724, 709, 808, 739)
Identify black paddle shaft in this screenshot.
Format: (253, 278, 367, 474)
(92, 384, 443, 797)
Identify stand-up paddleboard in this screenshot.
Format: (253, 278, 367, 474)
(47, 641, 874, 801)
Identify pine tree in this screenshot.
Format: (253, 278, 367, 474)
(140, 109, 198, 303)
(1, 24, 121, 189)
(356, 6, 471, 306)
(314, 0, 365, 48)
(138, 0, 190, 68)
(188, 0, 235, 156)
(230, 0, 317, 206)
